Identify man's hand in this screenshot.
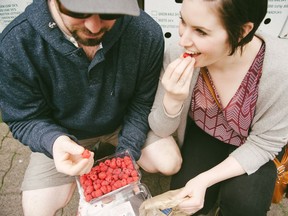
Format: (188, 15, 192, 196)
(53, 135, 94, 176)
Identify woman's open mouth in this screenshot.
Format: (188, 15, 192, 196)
(183, 51, 201, 58)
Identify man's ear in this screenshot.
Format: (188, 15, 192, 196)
(241, 22, 254, 39)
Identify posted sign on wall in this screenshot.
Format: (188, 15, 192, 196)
(144, 0, 182, 49)
(260, 0, 288, 38)
(0, 0, 32, 33)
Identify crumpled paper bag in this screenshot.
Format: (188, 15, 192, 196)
(139, 189, 190, 216)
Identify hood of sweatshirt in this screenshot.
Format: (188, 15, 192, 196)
(22, 0, 133, 57)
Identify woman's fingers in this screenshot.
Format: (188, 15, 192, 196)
(178, 57, 195, 88)
(163, 58, 183, 81)
(163, 56, 195, 85)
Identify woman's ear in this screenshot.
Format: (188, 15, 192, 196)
(241, 22, 254, 39)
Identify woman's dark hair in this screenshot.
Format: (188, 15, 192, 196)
(210, 0, 268, 55)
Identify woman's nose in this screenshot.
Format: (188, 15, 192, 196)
(178, 28, 193, 47)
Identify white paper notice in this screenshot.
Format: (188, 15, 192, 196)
(109, 201, 136, 216)
(0, 0, 32, 33)
(259, 0, 288, 39)
(144, 0, 182, 49)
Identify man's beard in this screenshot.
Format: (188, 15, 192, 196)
(71, 27, 109, 46)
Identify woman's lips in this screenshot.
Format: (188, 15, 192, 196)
(183, 52, 200, 58)
(183, 52, 193, 58)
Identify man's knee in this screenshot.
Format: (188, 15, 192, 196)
(22, 183, 76, 216)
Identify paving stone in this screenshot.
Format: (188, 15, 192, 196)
(0, 194, 23, 216)
(0, 123, 9, 138)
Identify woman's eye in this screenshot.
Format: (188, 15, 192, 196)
(195, 29, 207, 36)
(179, 16, 184, 23)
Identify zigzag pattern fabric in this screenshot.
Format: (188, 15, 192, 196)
(189, 44, 265, 146)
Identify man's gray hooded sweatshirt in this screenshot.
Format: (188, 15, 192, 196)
(0, 0, 164, 160)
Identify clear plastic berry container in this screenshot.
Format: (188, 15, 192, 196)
(76, 150, 151, 216)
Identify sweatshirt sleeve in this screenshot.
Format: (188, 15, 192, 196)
(230, 34, 288, 174)
(148, 45, 185, 138)
(116, 27, 165, 161)
(230, 86, 288, 174)
(0, 56, 75, 159)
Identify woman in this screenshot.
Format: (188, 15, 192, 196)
(148, 0, 288, 215)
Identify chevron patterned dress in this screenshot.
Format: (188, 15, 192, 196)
(189, 44, 265, 146)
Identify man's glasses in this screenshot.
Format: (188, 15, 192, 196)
(56, 0, 123, 20)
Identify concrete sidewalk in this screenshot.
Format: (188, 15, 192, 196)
(0, 122, 287, 216)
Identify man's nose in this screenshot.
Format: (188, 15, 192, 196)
(83, 15, 103, 34)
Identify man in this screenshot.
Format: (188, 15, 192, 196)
(0, 0, 168, 215)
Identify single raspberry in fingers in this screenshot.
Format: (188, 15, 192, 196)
(183, 52, 193, 58)
(82, 149, 91, 158)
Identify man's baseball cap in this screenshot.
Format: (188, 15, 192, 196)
(59, 0, 140, 16)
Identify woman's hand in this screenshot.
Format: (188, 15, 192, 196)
(162, 55, 195, 115)
(174, 174, 209, 215)
(53, 135, 94, 176)
(173, 156, 245, 215)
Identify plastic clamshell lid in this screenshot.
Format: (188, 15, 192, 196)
(78, 149, 142, 204)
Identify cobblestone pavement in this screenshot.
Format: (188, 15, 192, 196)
(0, 122, 287, 216)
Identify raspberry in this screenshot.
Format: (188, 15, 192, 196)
(93, 183, 101, 190)
(90, 174, 97, 180)
(81, 149, 91, 158)
(109, 161, 117, 169)
(107, 185, 112, 193)
(80, 175, 87, 185)
(100, 185, 107, 194)
(104, 159, 111, 166)
(94, 190, 103, 198)
(101, 180, 109, 186)
(121, 162, 126, 168)
(79, 153, 140, 203)
(127, 177, 134, 183)
(131, 170, 138, 177)
(123, 156, 131, 161)
(84, 179, 93, 186)
(127, 164, 134, 169)
(85, 194, 93, 202)
(112, 174, 119, 181)
(114, 180, 122, 189)
(100, 164, 108, 172)
(183, 52, 193, 58)
(105, 174, 113, 183)
(91, 191, 98, 198)
(124, 159, 132, 166)
(94, 165, 100, 172)
(116, 158, 122, 167)
(123, 168, 132, 175)
(86, 185, 94, 194)
(113, 168, 121, 175)
(121, 179, 127, 186)
(106, 167, 114, 174)
(98, 172, 106, 179)
(132, 176, 139, 181)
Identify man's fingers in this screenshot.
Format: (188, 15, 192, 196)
(56, 154, 94, 176)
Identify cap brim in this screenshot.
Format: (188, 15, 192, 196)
(59, 0, 140, 16)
